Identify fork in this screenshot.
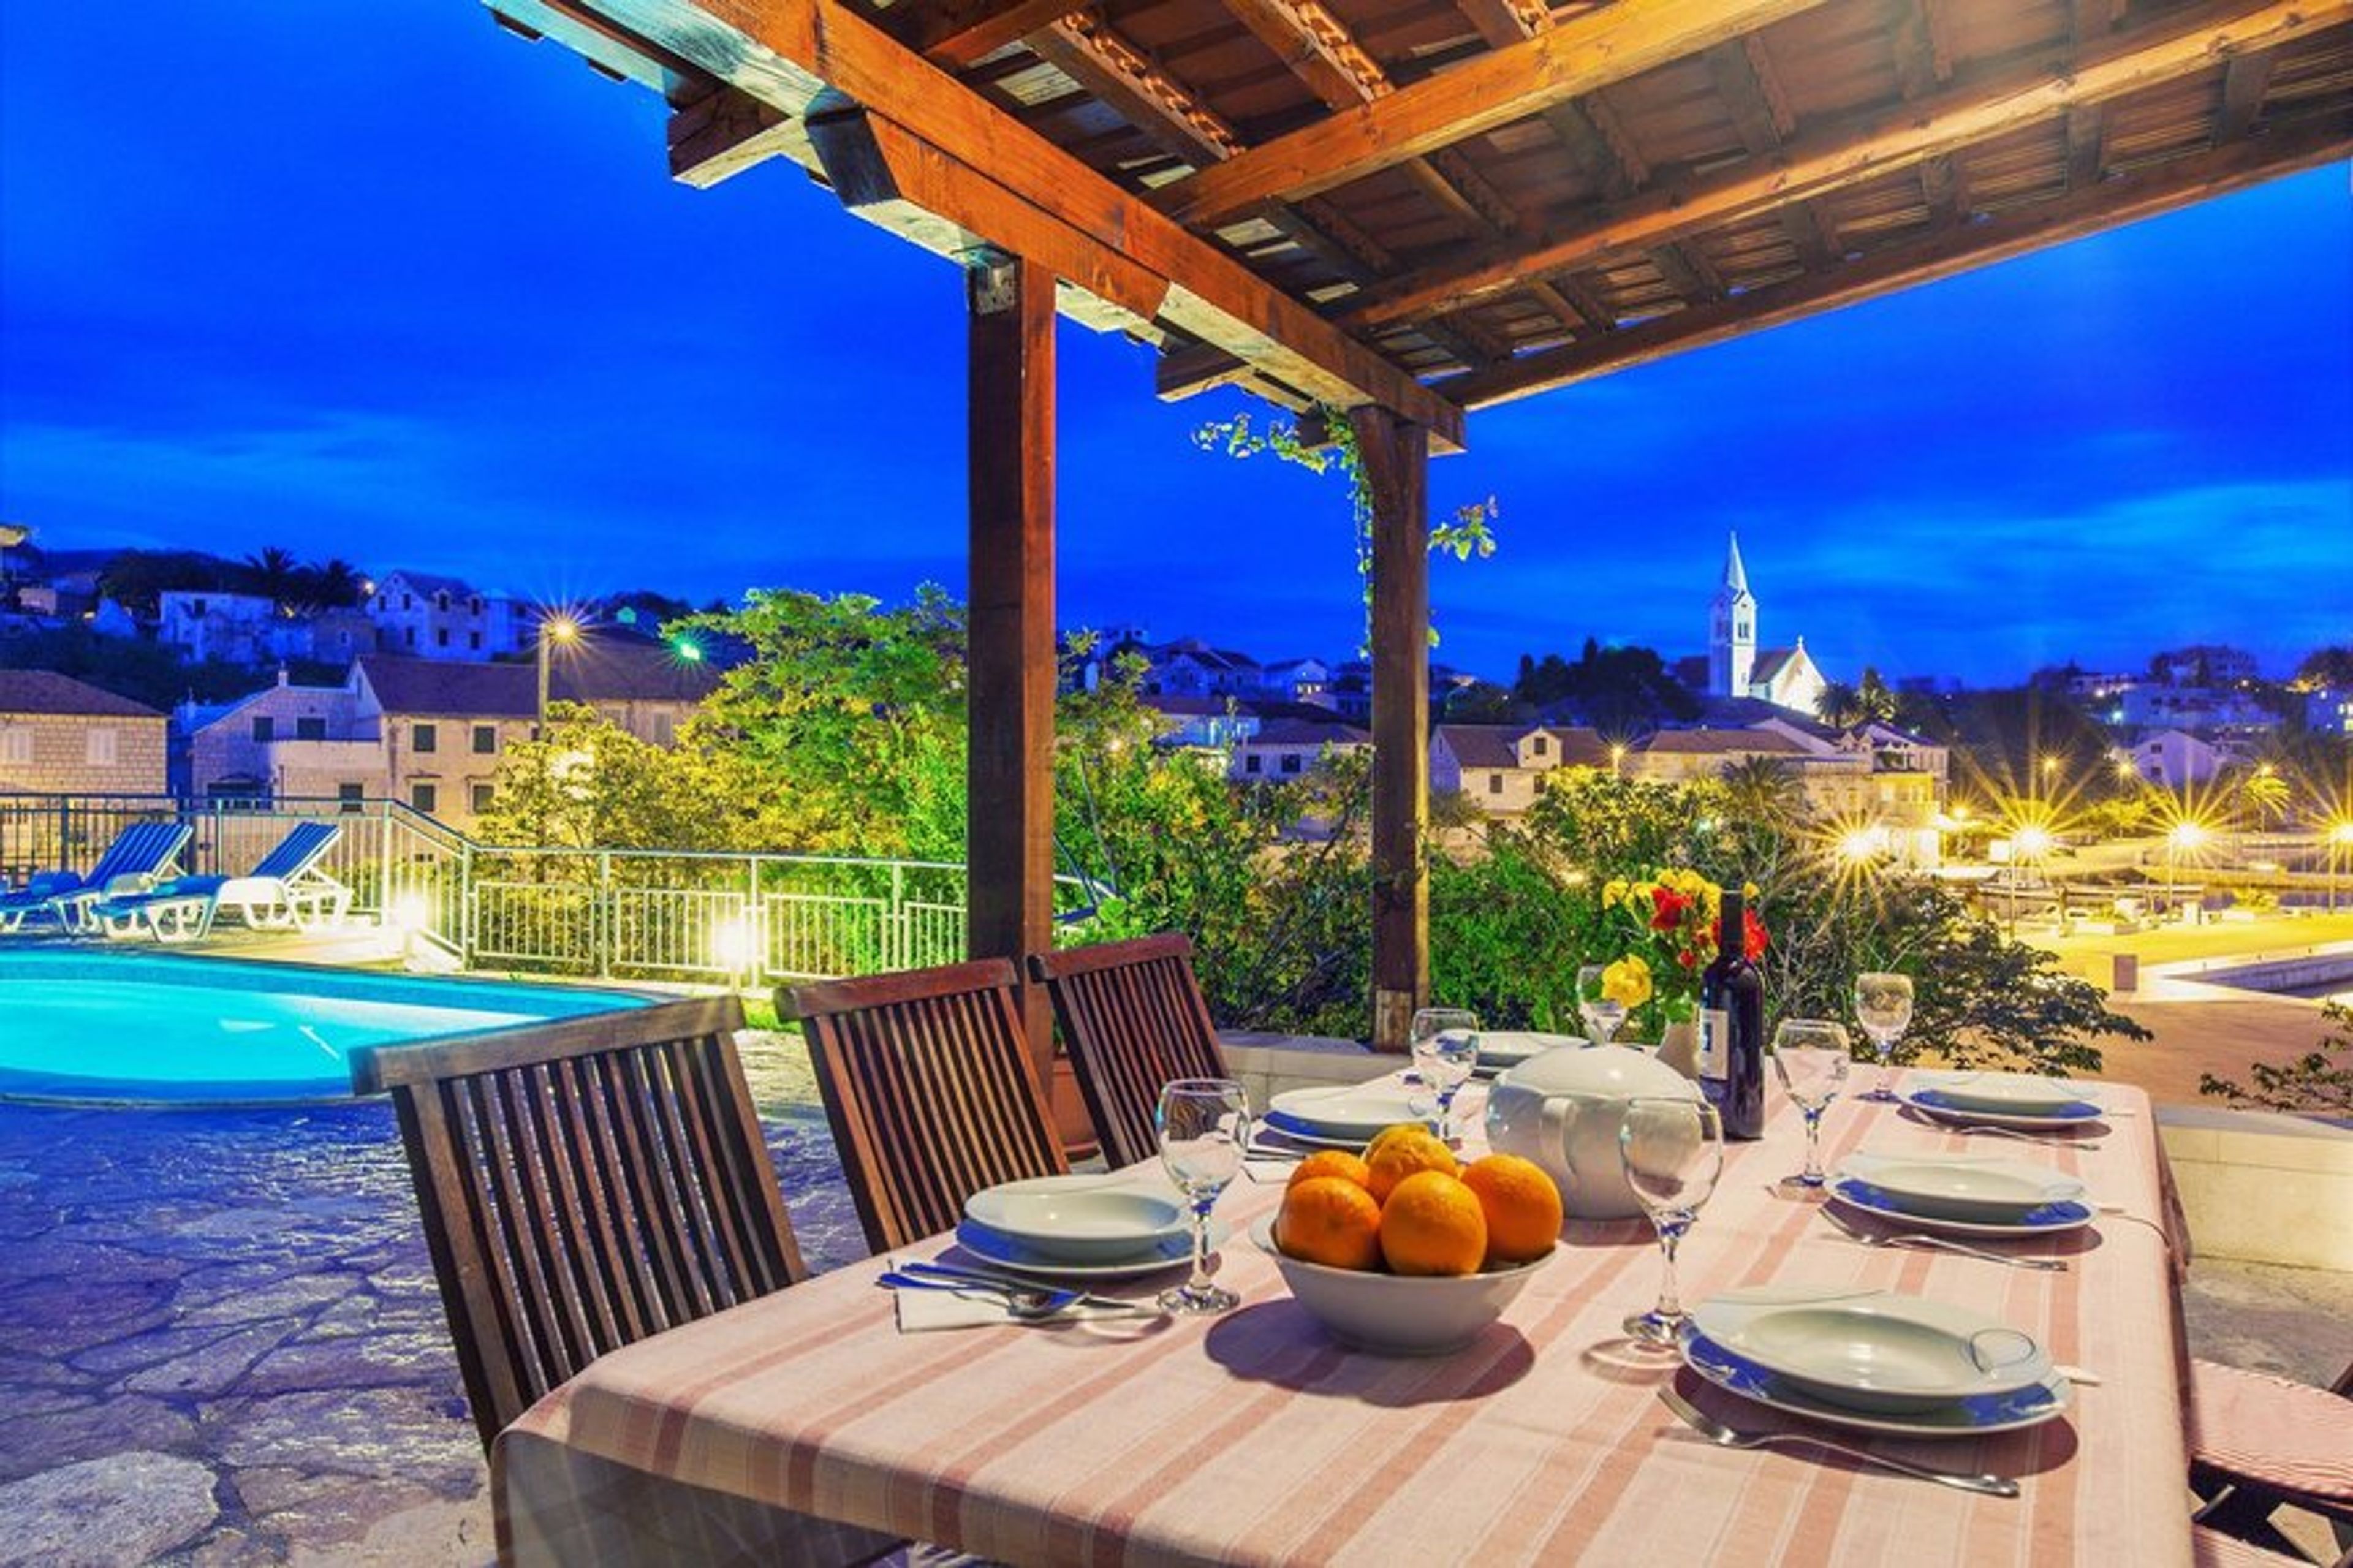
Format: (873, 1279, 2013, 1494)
(1655, 1386, 2020, 1497)
(1819, 1206, 2068, 1271)
(1949, 1124, 2105, 1148)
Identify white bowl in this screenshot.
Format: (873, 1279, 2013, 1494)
(963, 1176, 1187, 1263)
(1251, 1215, 1550, 1356)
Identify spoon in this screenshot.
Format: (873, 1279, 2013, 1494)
(878, 1271, 1092, 1321)
(1656, 1387, 2018, 1497)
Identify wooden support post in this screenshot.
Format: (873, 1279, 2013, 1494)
(964, 251, 1060, 1094)
(1354, 406, 1430, 1053)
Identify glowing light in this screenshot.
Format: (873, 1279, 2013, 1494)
(2013, 825, 2054, 860)
(711, 918, 755, 969)
(542, 613, 581, 645)
(1838, 830, 1881, 863)
(2168, 820, 2209, 853)
(673, 637, 704, 662)
(2332, 820, 2353, 848)
(388, 893, 430, 932)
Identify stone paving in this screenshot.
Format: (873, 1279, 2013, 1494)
(0, 1032, 858, 1567)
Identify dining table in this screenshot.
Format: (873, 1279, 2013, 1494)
(496, 1066, 2194, 1566)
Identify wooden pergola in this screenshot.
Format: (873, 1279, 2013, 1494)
(479, 0, 2351, 1072)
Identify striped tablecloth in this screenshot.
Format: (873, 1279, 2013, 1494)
(498, 1072, 2192, 1566)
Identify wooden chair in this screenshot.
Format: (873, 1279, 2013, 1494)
(1028, 933, 1227, 1170)
(789, 958, 1066, 1253)
(2190, 1357, 2353, 1567)
(350, 995, 803, 1455)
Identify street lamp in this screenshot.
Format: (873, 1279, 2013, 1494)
(2330, 819, 2353, 914)
(536, 613, 580, 737)
(2165, 818, 2209, 923)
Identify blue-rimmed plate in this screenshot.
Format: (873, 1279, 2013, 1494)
(1678, 1324, 2073, 1437)
(1830, 1178, 2095, 1238)
(1902, 1086, 2105, 1130)
(950, 1217, 1226, 1280)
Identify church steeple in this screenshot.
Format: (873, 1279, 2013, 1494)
(1709, 531, 1757, 699)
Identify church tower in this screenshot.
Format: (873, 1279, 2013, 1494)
(1709, 532, 1757, 698)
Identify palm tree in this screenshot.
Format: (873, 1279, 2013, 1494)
(308, 557, 368, 609)
(1720, 755, 1808, 827)
(1814, 680, 1863, 729)
(241, 545, 303, 608)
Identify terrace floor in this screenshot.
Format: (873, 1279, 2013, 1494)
(2, 1028, 2347, 1565)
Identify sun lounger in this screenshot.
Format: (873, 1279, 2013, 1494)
(0, 820, 194, 934)
(93, 820, 349, 943)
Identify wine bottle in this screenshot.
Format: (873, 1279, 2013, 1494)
(1696, 887, 1766, 1141)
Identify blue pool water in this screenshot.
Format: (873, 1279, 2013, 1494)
(0, 951, 650, 1105)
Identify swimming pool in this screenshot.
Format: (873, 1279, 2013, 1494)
(0, 950, 653, 1105)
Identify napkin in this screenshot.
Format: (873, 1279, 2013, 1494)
(889, 1284, 1159, 1333)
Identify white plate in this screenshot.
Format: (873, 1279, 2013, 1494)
(1680, 1324, 2072, 1437)
(1912, 1072, 2101, 1116)
(950, 1216, 1228, 1280)
(1252, 1124, 1376, 1153)
(1691, 1290, 2052, 1415)
(1833, 1153, 2085, 1221)
(963, 1175, 1188, 1263)
(1474, 1031, 1580, 1070)
(1830, 1179, 2095, 1238)
(1266, 1083, 1426, 1142)
(1900, 1086, 2105, 1130)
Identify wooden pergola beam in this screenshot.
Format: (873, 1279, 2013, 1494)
(1439, 108, 2353, 407)
(536, 0, 1464, 444)
(1347, 0, 2348, 329)
(669, 81, 798, 186)
(1154, 0, 1832, 229)
(1354, 404, 1430, 1052)
(896, 0, 1082, 69)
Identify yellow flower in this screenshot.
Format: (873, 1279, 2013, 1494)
(1602, 955, 1653, 1008)
(1602, 878, 1630, 909)
(1743, 881, 1760, 900)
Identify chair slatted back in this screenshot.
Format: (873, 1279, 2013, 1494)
(88, 820, 192, 886)
(252, 820, 339, 881)
(350, 994, 802, 1455)
(789, 959, 1066, 1253)
(1029, 933, 1227, 1170)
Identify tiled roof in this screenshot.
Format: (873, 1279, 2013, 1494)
(1248, 719, 1369, 746)
(1640, 730, 1808, 756)
(358, 641, 720, 717)
(1749, 646, 1801, 683)
(378, 570, 478, 598)
(0, 669, 164, 719)
(1435, 725, 1613, 770)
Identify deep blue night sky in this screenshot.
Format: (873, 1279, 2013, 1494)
(3, 2, 2347, 687)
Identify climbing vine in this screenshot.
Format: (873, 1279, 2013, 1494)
(1194, 409, 1498, 643)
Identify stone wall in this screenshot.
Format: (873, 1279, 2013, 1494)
(0, 713, 167, 795)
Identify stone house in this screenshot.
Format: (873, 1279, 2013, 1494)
(1430, 724, 1613, 816)
(0, 670, 168, 795)
(367, 571, 523, 662)
(1230, 716, 1369, 782)
(157, 590, 279, 665)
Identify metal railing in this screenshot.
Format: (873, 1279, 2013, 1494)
(0, 793, 1072, 987)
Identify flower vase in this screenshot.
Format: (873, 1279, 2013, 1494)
(1655, 1020, 1700, 1081)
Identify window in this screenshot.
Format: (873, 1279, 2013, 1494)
(252, 716, 275, 743)
(471, 782, 496, 814)
(337, 782, 365, 813)
(401, 593, 414, 610)
(434, 628, 450, 648)
(434, 591, 450, 611)
(411, 782, 438, 814)
(472, 724, 498, 755)
(191, 597, 208, 618)
(86, 728, 118, 767)
(1279, 753, 1303, 775)
(0, 728, 30, 765)
(1531, 735, 1548, 756)
(468, 631, 482, 650)
(295, 716, 326, 741)
(412, 723, 438, 754)
(403, 627, 417, 648)
(1244, 754, 1263, 775)
(469, 597, 482, 614)
(1489, 771, 1506, 795)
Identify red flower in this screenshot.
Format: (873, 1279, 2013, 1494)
(1649, 887, 1689, 933)
(1677, 950, 1699, 969)
(1743, 907, 1770, 962)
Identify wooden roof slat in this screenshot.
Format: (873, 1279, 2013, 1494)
(548, 0, 1461, 440)
(669, 81, 801, 185)
(1154, 0, 1833, 229)
(1345, 0, 2349, 330)
(2218, 50, 2279, 138)
(1441, 105, 2353, 407)
(900, 0, 1086, 67)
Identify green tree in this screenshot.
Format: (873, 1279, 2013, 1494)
(1719, 755, 1808, 828)
(2202, 1000, 2353, 1114)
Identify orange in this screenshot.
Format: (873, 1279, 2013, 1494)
(1286, 1149, 1373, 1191)
(1363, 1122, 1434, 1161)
(1364, 1128, 1458, 1203)
(1460, 1154, 1563, 1265)
(1377, 1171, 1488, 1277)
(1276, 1176, 1384, 1271)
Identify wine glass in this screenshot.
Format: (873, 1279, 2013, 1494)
(1617, 1096, 1724, 1351)
(1854, 972, 1915, 1102)
(1576, 964, 1627, 1046)
(1156, 1078, 1251, 1314)
(1409, 1007, 1481, 1142)
(1770, 1020, 1852, 1188)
